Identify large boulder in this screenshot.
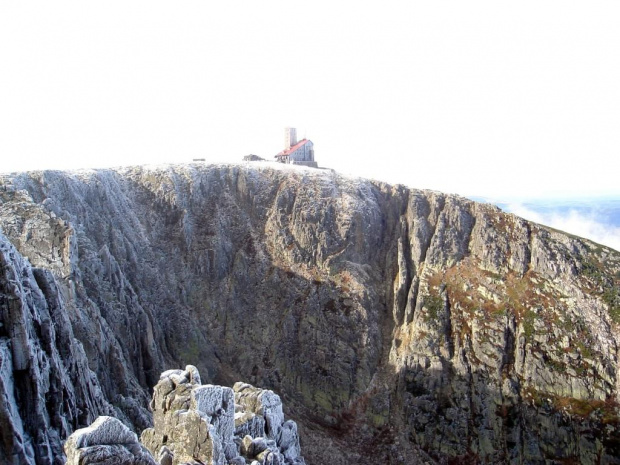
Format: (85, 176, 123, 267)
(64, 416, 156, 465)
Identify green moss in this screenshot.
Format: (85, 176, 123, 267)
(494, 304, 507, 317)
(580, 256, 620, 324)
(582, 261, 603, 280)
(314, 390, 333, 411)
(523, 309, 536, 340)
(609, 306, 620, 324)
(576, 340, 595, 360)
(369, 412, 389, 427)
(546, 358, 566, 374)
(424, 294, 443, 321)
(602, 287, 620, 323)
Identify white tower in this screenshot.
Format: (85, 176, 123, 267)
(284, 127, 297, 149)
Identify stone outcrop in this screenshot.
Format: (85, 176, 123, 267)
(0, 163, 619, 463)
(64, 416, 156, 465)
(60, 367, 305, 465)
(140, 365, 305, 465)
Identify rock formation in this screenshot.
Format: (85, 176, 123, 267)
(0, 163, 619, 464)
(140, 365, 304, 465)
(64, 416, 156, 465)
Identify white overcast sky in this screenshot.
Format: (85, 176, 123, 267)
(1, 2, 619, 200)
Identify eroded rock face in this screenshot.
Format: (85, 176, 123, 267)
(0, 232, 117, 465)
(140, 366, 305, 465)
(0, 163, 619, 464)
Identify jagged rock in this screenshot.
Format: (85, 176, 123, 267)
(0, 233, 117, 465)
(278, 421, 302, 462)
(64, 416, 156, 465)
(233, 382, 284, 442)
(234, 411, 265, 439)
(157, 446, 174, 465)
(141, 366, 305, 465)
(141, 366, 225, 465)
(191, 384, 236, 459)
(232, 382, 304, 464)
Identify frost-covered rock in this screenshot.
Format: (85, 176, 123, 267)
(141, 366, 226, 465)
(140, 366, 305, 465)
(64, 416, 156, 465)
(233, 382, 284, 442)
(233, 382, 303, 464)
(0, 233, 116, 465)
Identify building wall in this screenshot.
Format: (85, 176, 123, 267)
(289, 141, 314, 162)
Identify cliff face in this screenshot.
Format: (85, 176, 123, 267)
(0, 163, 619, 464)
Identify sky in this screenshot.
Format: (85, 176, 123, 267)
(505, 202, 620, 252)
(0, 3, 619, 200)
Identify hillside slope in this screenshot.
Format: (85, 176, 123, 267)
(1, 163, 619, 464)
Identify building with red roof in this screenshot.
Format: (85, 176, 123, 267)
(275, 128, 318, 168)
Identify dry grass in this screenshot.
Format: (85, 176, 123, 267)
(421, 258, 570, 344)
(522, 387, 620, 424)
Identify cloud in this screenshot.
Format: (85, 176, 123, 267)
(506, 204, 620, 252)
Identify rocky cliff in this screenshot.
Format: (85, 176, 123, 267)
(1, 163, 619, 464)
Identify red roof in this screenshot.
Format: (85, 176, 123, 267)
(276, 139, 309, 157)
